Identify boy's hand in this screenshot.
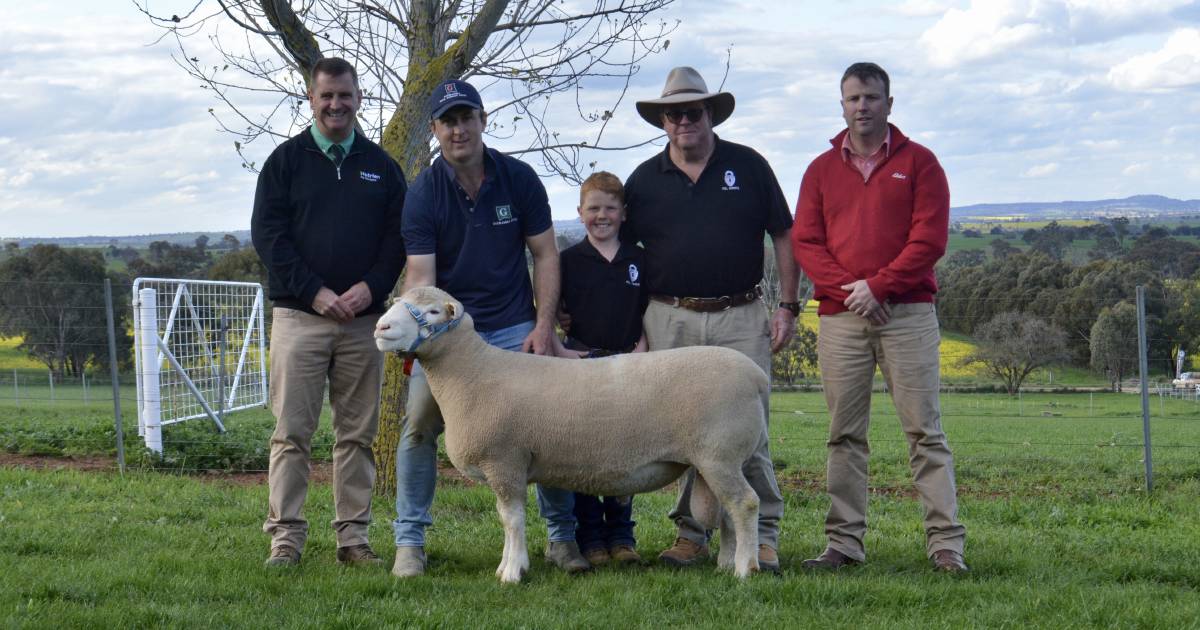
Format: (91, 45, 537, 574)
(556, 307, 572, 332)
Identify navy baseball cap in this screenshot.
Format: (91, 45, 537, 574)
(429, 80, 484, 120)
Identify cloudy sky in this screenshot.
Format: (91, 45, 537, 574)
(2, 0, 1199, 238)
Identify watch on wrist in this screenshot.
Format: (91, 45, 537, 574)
(778, 301, 800, 316)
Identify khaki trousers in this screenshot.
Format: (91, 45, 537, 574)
(262, 308, 383, 551)
(817, 302, 964, 561)
(643, 299, 785, 550)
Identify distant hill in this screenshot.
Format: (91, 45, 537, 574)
(951, 195, 1200, 221)
(7, 195, 1200, 247)
(2, 230, 253, 249)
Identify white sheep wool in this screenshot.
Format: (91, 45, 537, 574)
(375, 286, 771, 582)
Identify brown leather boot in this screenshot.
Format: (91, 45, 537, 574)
(800, 547, 861, 570)
(609, 545, 643, 565)
(658, 537, 710, 567)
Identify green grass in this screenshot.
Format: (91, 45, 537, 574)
(2, 390, 1199, 627)
(0, 337, 43, 370)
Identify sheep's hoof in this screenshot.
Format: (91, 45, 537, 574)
(496, 563, 527, 583)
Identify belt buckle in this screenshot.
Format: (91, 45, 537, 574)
(719, 295, 732, 310)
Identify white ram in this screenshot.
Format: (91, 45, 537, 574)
(375, 286, 769, 582)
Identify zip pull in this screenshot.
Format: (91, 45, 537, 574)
(336, 165, 342, 181)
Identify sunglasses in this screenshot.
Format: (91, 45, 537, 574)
(663, 108, 705, 124)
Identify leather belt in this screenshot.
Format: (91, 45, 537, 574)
(650, 286, 762, 313)
(564, 337, 636, 358)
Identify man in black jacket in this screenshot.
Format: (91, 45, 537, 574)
(251, 57, 406, 568)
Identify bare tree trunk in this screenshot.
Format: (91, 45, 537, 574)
(372, 354, 409, 497)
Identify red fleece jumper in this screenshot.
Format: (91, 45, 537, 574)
(791, 124, 950, 316)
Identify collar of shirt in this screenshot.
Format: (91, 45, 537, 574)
(841, 128, 891, 181)
(309, 125, 355, 162)
(578, 236, 637, 263)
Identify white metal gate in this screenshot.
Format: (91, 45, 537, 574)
(132, 278, 268, 453)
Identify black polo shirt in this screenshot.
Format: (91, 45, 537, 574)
(622, 137, 792, 298)
(560, 238, 648, 352)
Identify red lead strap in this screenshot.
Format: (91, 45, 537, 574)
(403, 357, 415, 376)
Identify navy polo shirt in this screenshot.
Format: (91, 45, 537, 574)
(622, 137, 792, 298)
(560, 239, 648, 352)
(403, 147, 553, 332)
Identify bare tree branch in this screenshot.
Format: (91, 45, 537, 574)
(142, 0, 677, 180)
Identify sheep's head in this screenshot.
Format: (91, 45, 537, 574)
(374, 287, 466, 355)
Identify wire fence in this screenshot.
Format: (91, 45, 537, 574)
(0, 279, 1197, 495)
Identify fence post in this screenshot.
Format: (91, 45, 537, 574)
(1136, 285, 1154, 493)
(83, 371, 89, 404)
(104, 279, 126, 474)
(48, 370, 54, 402)
(137, 288, 163, 454)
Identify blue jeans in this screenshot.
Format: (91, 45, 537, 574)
(573, 494, 635, 553)
(393, 320, 577, 547)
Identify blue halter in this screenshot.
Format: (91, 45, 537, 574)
(402, 300, 462, 352)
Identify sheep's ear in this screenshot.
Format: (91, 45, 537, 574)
(445, 302, 457, 318)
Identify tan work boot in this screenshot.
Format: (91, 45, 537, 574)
(609, 545, 643, 565)
(392, 546, 427, 577)
(545, 541, 591, 574)
(264, 545, 301, 567)
(658, 537, 710, 567)
(584, 547, 611, 566)
(758, 544, 780, 573)
(336, 544, 383, 566)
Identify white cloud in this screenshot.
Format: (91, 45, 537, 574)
(1023, 162, 1060, 177)
(1081, 139, 1121, 150)
(920, 0, 1199, 67)
(1122, 162, 1149, 176)
(920, 1, 1057, 67)
(1108, 28, 1200, 91)
(891, 0, 955, 18)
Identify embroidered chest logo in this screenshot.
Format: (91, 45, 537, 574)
(492, 204, 516, 226)
(891, 171, 907, 180)
(722, 169, 740, 191)
(627, 263, 641, 286)
(360, 171, 381, 182)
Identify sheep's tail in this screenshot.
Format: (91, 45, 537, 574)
(690, 472, 722, 530)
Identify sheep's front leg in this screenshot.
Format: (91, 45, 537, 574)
(697, 465, 759, 578)
(493, 488, 529, 583)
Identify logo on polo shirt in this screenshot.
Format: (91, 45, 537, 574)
(360, 171, 381, 182)
(722, 169, 740, 191)
(892, 171, 907, 180)
(492, 204, 517, 226)
(627, 263, 640, 286)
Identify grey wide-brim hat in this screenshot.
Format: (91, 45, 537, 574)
(636, 66, 735, 129)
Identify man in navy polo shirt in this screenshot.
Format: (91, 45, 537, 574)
(391, 79, 587, 577)
(624, 66, 801, 573)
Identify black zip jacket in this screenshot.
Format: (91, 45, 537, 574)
(252, 128, 406, 315)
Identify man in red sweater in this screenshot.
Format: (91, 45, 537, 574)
(791, 62, 967, 573)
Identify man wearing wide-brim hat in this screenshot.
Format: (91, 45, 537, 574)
(621, 66, 800, 573)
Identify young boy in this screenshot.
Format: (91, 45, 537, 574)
(558, 171, 648, 566)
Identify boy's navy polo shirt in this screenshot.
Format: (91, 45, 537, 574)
(622, 137, 792, 298)
(560, 238, 648, 352)
(402, 147, 553, 332)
